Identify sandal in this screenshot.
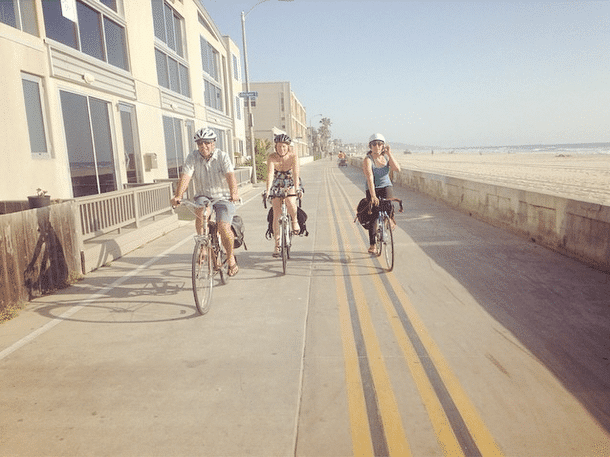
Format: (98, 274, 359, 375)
(367, 245, 376, 254)
(291, 223, 300, 235)
(227, 258, 239, 277)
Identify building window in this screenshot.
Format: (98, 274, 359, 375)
(21, 74, 49, 157)
(155, 50, 190, 97)
(163, 116, 184, 179)
(42, 0, 128, 71)
(235, 96, 241, 120)
(152, 0, 183, 57)
(153, 1, 189, 97)
(232, 54, 240, 80)
(60, 91, 117, 197)
(204, 80, 222, 111)
(0, 0, 38, 35)
(200, 37, 219, 81)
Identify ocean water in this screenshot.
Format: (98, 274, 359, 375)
(422, 143, 610, 155)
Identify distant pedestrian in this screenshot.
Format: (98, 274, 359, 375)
(362, 133, 401, 254)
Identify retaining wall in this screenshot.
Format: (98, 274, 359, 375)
(352, 157, 610, 272)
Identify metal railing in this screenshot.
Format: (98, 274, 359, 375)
(78, 182, 173, 241)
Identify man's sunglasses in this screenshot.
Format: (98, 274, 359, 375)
(197, 140, 215, 145)
(370, 141, 384, 147)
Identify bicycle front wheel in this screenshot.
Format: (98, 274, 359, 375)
(280, 221, 288, 275)
(192, 239, 213, 314)
(382, 215, 394, 272)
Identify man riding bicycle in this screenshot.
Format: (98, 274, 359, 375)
(171, 128, 240, 276)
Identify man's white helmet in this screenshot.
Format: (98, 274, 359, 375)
(194, 128, 217, 142)
(368, 133, 386, 144)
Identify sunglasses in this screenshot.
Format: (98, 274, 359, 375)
(370, 141, 384, 147)
(197, 140, 215, 145)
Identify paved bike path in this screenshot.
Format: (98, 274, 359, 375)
(2, 158, 610, 456)
(0, 162, 322, 456)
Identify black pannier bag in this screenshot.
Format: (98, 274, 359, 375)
(355, 198, 377, 230)
(231, 215, 247, 249)
(265, 207, 309, 239)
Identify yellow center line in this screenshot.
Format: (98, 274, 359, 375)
(325, 177, 375, 456)
(325, 171, 411, 457)
(385, 273, 504, 457)
(328, 167, 503, 456)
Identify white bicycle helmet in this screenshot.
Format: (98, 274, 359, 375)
(274, 133, 291, 144)
(368, 133, 386, 145)
(194, 128, 217, 142)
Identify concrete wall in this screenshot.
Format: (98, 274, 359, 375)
(352, 158, 610, 272)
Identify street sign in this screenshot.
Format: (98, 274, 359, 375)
(238, 91, 258, 99)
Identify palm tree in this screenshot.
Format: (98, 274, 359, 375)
(318, 118, 332, 154)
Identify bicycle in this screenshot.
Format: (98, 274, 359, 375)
(373, 197, 403, 272)
(177, 198, 231, 315)
(263, 189, 301, 275)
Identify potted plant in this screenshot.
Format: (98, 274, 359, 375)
(28, 188, 51, 208)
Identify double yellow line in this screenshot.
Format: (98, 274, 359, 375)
(324, 168, 504, 457)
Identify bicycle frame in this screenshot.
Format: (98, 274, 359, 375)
(373, 198, 403, 272)
(178, 198, 229, 314)
(263, 189, 300, 275)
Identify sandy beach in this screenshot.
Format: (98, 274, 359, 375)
(394, 153, 610, 206)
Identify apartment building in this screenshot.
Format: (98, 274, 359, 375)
(0, 0, 246, 200)
(249, 81, 308, 157)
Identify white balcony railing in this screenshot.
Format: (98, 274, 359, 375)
(77, 183, 173, 241)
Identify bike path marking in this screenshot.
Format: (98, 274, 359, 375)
(327, 167, 504, 456)
(325, 171, 411, 457)
(0, 236, 193, 362)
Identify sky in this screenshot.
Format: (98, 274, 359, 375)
(200, 1, 609, 148)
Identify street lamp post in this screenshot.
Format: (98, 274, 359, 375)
(241, 0, 293, 184)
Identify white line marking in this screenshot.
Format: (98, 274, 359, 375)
(0, 236, 193, 362)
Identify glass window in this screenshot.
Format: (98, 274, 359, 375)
(0, 1, 16, 28)
(77, 1, 104, 61)
(60, 91, 116, 196)
(235, 96, 241, 120)
(151, 0, 165, 42)
(163, 3, 175, 51)
(201, 38, 219, 81)
(167, 57, 179, 93)
(42, 0, 78, 48)
(99, 0, 117, 12)
(104, 17, 128, 70)
(163, 116, 183, 179)
(42, 0, 128, 71)
(152, 0, 183, 57)
(21, 75, 48, 156)
(90, 98, 116, 193)
(232, 54, 239, 80)
(155, 49, 169, 88)
(179, 64, 190, 98)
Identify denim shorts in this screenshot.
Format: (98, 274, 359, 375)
(194, 196, 235, 224)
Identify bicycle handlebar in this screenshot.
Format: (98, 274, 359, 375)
(262, 190, 301, 209)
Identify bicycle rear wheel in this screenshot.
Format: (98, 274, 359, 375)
(192, 239, 213, 314)
(382, 215, 394, 272)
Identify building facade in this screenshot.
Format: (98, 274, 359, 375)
(249, 81, 308, 157)
(0, 0, 246, 200)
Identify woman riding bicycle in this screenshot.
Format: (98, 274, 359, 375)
(266, 133, 301, 257)
(363, 133, 401, 254)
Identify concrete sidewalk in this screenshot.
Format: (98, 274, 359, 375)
(0, 162, 321, 456)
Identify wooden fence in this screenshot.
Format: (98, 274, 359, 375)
(0, 201, 81, 310)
